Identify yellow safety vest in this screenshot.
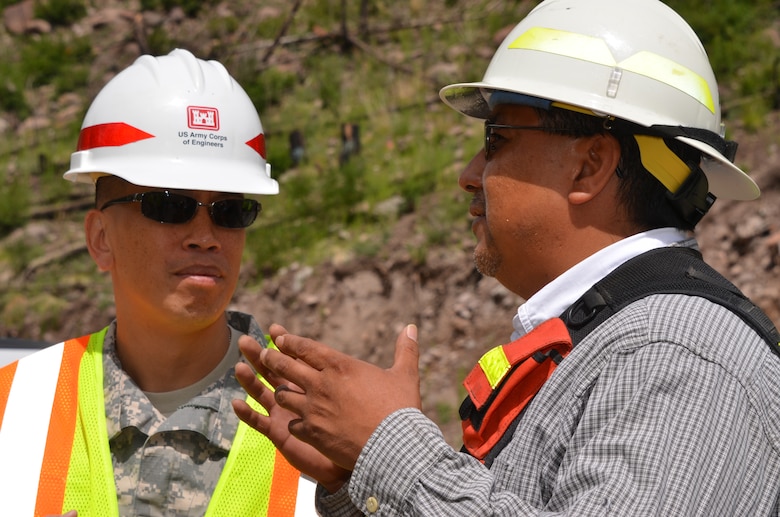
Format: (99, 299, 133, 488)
(0, 328, 312, 516)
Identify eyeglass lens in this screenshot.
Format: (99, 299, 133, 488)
(484, 122, 565, 160)
(105, 191, 259, 228)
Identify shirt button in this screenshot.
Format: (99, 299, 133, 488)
(366, 496, 379, 513)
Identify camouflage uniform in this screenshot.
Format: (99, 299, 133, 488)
(104, 311, 266, 517)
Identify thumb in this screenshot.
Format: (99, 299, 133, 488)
(392, 324, 420, 377)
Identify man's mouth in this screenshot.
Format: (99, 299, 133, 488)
(175, 265, 223, 278)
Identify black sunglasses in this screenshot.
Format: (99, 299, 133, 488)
(484, 121, 571, 160)
(100, 191, 260, 228)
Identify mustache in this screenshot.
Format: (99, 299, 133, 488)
(469, 191, 485, 215)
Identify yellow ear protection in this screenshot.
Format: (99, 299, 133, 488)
(633, 135, 691, 194)
(609, 118, 735, 226)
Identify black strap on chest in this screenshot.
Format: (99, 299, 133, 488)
(563, 246, 780, 354)
(465, 246, 780, 467)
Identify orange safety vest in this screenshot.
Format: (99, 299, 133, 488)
(0, 328, 313, 516)
(460, 318, 573, 463)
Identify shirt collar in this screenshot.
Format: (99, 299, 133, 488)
(511, 228, 694, 340)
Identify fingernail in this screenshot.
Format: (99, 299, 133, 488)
(406, 324, 418, 342)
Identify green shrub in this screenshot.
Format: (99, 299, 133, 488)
(0, 177, 30, 237)
(240, 67, 299, 114)
(20, 36, 93, 93)
(208, 16, 240, 40)
(0, 48, 28, 117)
(34, 0, 87, 27)
(140, 0, 216, 17)
(265, 132, 293, 174)
(0, 80, 29, 118)
(145, 26, 176, 56)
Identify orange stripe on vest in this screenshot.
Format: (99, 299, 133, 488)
(267, 449, 302, 516)
(0, 361, 18, 424)
(35, 336, 89, 516)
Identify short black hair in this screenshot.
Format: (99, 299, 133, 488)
(536, 106, 701, 231)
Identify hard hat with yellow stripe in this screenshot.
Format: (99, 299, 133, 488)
(440, 0, 759, 201)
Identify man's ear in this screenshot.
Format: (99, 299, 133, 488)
(84, 209, 113, 272)
(568, 133, 621, 205)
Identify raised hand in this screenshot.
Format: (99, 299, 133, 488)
(234, 323, 421, 475)
(233, 333, 351, 493)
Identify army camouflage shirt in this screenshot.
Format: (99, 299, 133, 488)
(103, 311, 267, 517)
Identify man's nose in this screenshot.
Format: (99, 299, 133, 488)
(458, 151, 485, 193)
(184, 205, 221, 250)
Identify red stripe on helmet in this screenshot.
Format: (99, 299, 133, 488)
(77, 122, 154, 151)
(245, 134, 266, 159)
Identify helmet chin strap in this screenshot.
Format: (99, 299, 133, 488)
(665, 164, 716, 228)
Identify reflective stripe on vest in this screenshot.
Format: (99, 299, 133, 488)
(0, 336, 91, 515)
(0, 329, 312, 516)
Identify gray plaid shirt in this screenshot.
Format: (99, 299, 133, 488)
(317, 295, 780, 516)
(104, 311, 266, 517)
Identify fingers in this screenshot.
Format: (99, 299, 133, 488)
(389, 324, 423, 410)
(268, 323, 289, 344)
(272, 384, 308, 417)
(237, 334, 268, 377)
(268, 323, 350, 374)
(234, 362, 274, 403)
(236, 344, 311, 422)
(232, 398, 271, 434)
(238, 334, 294, 388)
(237, 323, 425, 472)
(233, 362, 299, 437)
(393, 324, 420, 377)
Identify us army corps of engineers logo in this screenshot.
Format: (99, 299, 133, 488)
(179, 106, 228, 148)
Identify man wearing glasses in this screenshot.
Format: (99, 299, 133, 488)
(233, 0, 780, 515)
(0, 49, 314, 516)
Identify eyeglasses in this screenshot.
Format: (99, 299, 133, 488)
(100, 191, 260, 228)
(484, 121, 571, 160)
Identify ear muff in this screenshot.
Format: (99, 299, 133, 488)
(634, 135, 692, 194)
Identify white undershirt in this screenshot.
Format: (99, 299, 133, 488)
(510, 228, 693, 341)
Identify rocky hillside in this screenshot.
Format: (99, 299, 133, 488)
(2, 0, 779, 446)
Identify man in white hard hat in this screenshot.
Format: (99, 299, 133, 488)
(0, 49, 315, 516)
(233, 0, 780, 515)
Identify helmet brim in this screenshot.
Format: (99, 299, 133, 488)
(677, 136, 759, 201)
(439, 82, 759, 201)
(439, 82, 494, 120)
(65, 152, 279, 195)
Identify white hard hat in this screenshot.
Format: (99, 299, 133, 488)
(440, 0, 758, 201)
(65, 48, 278, 195)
